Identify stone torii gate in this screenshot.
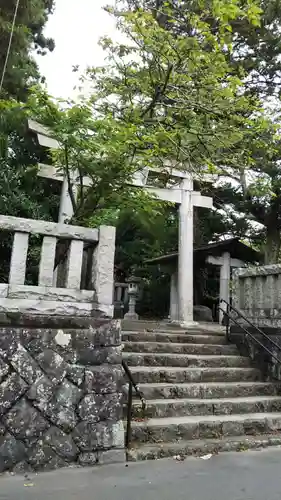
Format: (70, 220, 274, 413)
(29, 120, 213, 326)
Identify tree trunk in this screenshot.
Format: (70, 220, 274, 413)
(264, 226, 281, 264)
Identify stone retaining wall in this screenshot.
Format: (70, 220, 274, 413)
(0, 316, 125, 473)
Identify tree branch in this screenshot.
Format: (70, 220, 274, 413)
(140, 63, 173, 118)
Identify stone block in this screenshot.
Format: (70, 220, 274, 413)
(0, 434, 26, 473)
(0, 328, 20, 358)
(0, 214, 99, 242)
(199, 421, 222, 439)
(79, 393, 123, 423)
(4, 399, 49, 441)
(71, 326, 122, 365)
(84, 365, 123, 394)
(12, 460, 31, 474)
(0, 373, 27, 415)
(44, 380, 82, 432)
(266, 417, 281, 432)
(22, 328, 55, 356)
(11, 344, 43, 384)
(0, 313, 116, 330)
(9, 232, 29, 286)
(91, 321, 122, 346)
(27, 375, 55, 411)
(43, 427, 79, 461)
(52, 379, 82, 408)
(37, 349, 67, 384)
(27, 442, 60, 468)
(96, 449, 125, 465)
(48, 407, 78, 432)
(75, 345, 121, 366)
(91, 225, 115, 308)
(0, 357, 9, 382)
(66, 365, 85, 387)
(222, 421, 245, 437)
(38, 236, 57, 287)
(193, 305, 213, 323)
(71, 320, 121, 350)
(243, 418, 268, 435)
(65, 240, 84, 289)
(73, 420, 124, 451)
(39, 454, 69, 472)
(0, 298, 94, 316)
(78, 452, 97, 466)
(8, 285, 95, 303)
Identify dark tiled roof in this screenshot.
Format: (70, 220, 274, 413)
(145, 238, 261, 265)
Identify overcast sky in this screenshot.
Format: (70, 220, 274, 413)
(35, 0, 117, 99)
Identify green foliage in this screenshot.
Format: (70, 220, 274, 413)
(211, 113, 281, 263)
(0, 98, 59, 219)
(0, 0, 55, 100)
(0, 98, 60, 281)
(121, 0, 280, 97)
(84, 0, 262, 175)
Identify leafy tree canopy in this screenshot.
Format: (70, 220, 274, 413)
(0, 0, 55, 100)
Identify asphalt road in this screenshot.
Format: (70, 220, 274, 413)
(1, 447, 281, 500)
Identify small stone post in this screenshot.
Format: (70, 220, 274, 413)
(124, 276, 141, 320)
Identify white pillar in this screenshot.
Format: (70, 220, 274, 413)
(219, 252, 231, 323)
(178, 179, 194, 326)
(170, 271, 179, 321)
(54, 177, 77, 286)
(59, 177, 75, 223)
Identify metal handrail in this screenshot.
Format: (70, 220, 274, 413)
(220, 298, 281, 353)
(219, 300, 281, 365)
(122, 360, 146, 454)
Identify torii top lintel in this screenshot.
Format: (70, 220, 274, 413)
(28, 119, 213, 210)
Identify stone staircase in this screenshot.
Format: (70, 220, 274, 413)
(122, 321, 281, 460)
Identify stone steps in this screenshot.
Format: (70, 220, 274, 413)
(137, 381, 280, 400)
(122, 321, 281, 461)
(123, 352, 250, 368)
(122, 331, 227, 344)
(122, 320, 226, 335)
(123, 342, 238, 355)
(127, 434, 281, 461)
(130, 412, 281, 443)
(129, 366, 261, 384)
(132, 396, 281, 419)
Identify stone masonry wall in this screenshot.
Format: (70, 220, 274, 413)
(230, 326, 281, 382)
(232, 264, 281, 328)
(0, 316, 124, 473)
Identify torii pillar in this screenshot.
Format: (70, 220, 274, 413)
(140, 175, 213, 326)
(177, 177, 213, 326)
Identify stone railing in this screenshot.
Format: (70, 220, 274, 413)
(231, 264, 281, 382)
(232, 264, 281, 328)
(0, 215, 115, 318)
(113, 282, 128, 318)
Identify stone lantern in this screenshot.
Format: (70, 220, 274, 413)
(124, 276, 141, 320)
